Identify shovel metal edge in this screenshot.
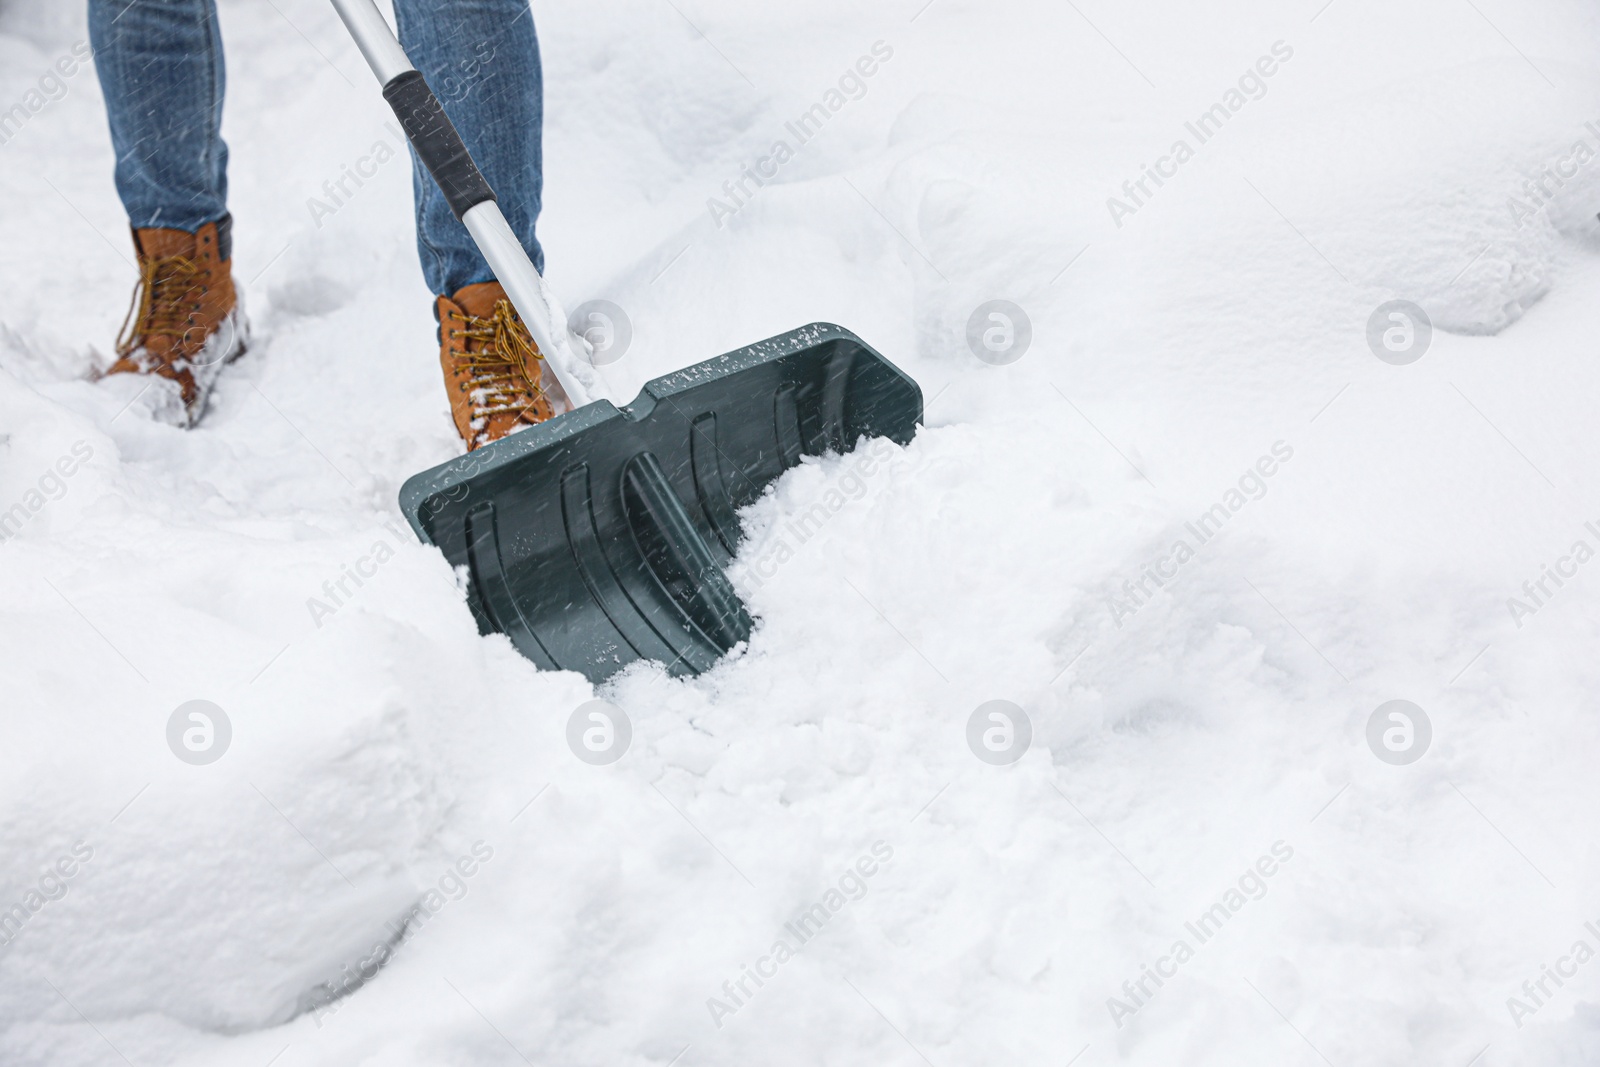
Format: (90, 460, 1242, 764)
(397, 321, 893, 544)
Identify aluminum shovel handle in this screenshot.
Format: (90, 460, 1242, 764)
(329, 0, 605, 408)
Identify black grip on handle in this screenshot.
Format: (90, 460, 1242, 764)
(382, 70, 495, 220)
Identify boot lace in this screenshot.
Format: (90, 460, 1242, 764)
(450, 300, 547, 420)
(115, 254, 203, 360)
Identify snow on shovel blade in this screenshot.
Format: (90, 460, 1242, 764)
(399, 323, 923, 683)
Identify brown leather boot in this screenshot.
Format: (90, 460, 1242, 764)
(436, 281, 568, 450)
(107, 215, 247, 427)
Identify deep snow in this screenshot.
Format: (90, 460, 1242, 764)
(6, 0, 1600, 1064)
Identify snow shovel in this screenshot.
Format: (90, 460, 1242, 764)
(331, 0, 923, 682)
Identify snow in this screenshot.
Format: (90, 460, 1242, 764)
(5, 0, 1600, 1063)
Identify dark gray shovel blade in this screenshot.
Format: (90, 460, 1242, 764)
(399, 322, 922, 683)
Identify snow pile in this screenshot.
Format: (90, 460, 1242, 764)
(6, 0, 1600, 1064)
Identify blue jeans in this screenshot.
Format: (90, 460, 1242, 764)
(87, 0, 544, 294)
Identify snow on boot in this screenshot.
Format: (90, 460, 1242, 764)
(436, 281, 569, 451)
(106, 215, 248, 427)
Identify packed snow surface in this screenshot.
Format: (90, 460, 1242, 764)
(6, 0, 1600, 1064)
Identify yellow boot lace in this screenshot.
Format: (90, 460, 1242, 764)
(115, 254, 202, 359)
(450, 299, 548, 419)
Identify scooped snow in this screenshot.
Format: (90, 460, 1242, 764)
(5, 0, 1600, 1064)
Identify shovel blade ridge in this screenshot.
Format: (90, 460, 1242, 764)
(399, 322, 923, 683)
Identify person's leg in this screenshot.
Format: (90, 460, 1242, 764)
(88, 0, 228, 233)
(90, 0, 242, 428)
(391, 0, 543, 295)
